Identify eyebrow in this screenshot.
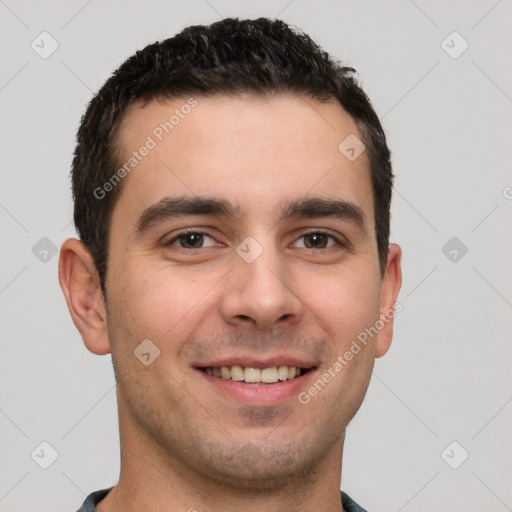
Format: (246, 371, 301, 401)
(134, 196, 242, 234)
(134, 195, 367, 235)
(278, 197, 367, 232)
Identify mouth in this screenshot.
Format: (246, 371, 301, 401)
(194, 362, 317, 405)
(199, 365, 312, 385)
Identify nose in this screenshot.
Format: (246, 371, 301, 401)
(219, 239, 304, 331)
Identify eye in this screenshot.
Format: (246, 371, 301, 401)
(294, 231, 341, 249)
(165, 231, 218, 249)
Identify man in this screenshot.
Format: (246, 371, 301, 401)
(59, 17, 401, 512)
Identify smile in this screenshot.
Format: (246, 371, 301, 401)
(201, 365, 308, 384)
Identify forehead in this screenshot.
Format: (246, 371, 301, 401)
(113, 93, 374, 227)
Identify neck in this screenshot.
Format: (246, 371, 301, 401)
(97, 398, 346, 512)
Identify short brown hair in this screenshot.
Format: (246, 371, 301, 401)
(71, 17, 393, 290)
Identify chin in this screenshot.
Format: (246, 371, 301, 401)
(190, 432, 334, 492)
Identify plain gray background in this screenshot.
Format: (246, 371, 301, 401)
(1, 1, 511, 511)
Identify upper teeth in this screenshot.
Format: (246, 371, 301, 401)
(204, 365, 301, 383)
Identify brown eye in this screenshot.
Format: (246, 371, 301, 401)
(179, 233, 204, 248)
(303, 233, 329, 248)
(295, 231, 339, 249)
(166, 232, 217, 249)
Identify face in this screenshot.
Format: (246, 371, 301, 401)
(77, 94, 400, 489)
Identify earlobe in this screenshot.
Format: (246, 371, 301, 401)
(58, 238, 111, 355)
(375, 243, 402, 358)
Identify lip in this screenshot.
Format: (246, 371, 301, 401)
(193, 356, 317, 369)
(195, 366, 318, 406)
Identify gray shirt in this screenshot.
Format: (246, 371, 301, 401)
(75, 487, 369, 511)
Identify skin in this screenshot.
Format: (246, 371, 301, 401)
(59, 93, 401, 512)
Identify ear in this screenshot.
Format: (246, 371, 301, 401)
(58, 238, 111, 355)
(375, 243, 402, 358)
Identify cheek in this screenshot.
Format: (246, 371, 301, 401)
(297, 265, 381, 346)
(108, 260, 220, 344)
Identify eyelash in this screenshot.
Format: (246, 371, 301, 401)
(164, 229, 346, 250)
